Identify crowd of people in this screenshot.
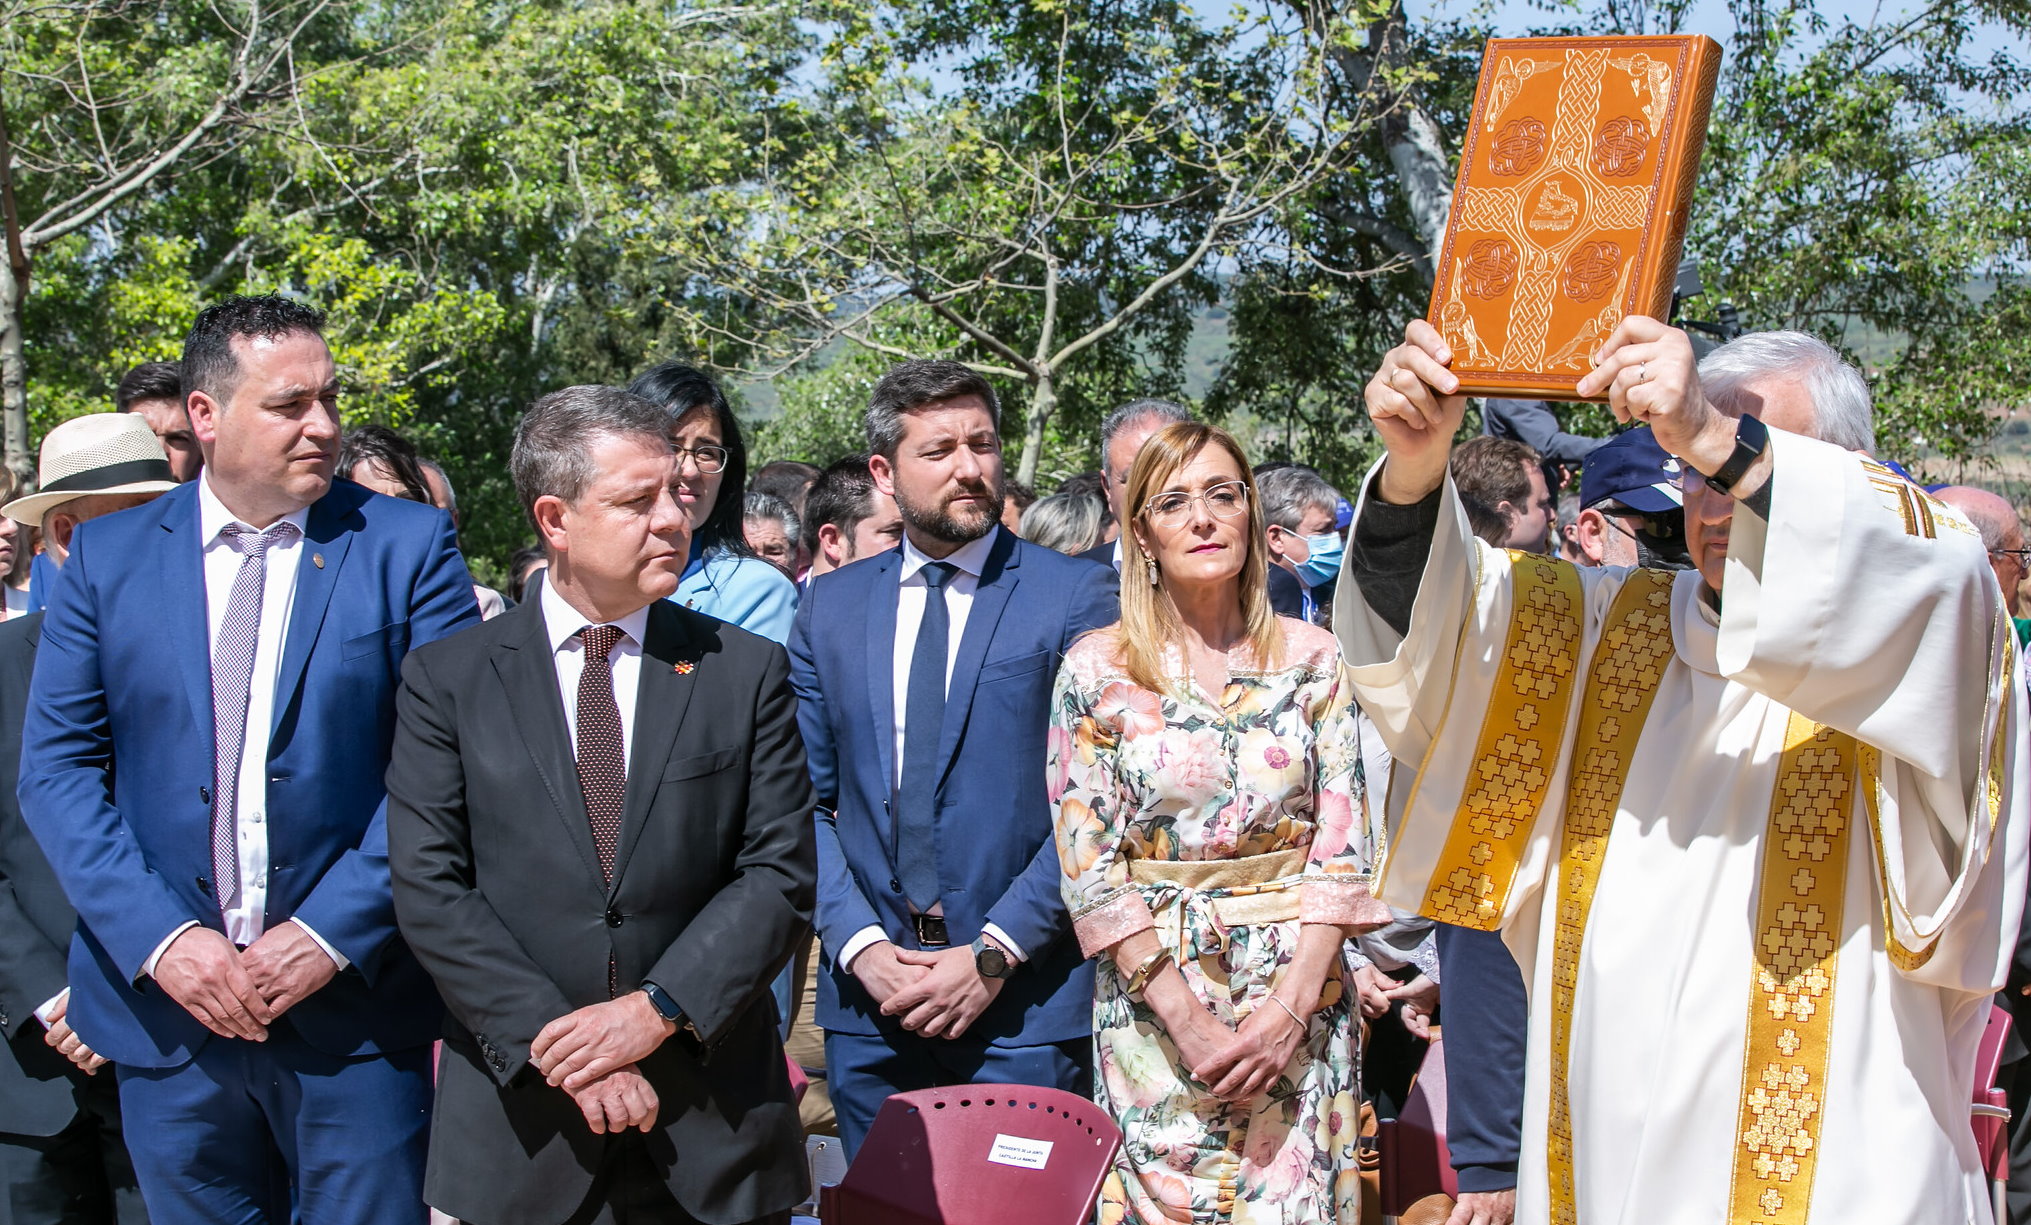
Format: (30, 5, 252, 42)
(0, 292, 2024, 1225)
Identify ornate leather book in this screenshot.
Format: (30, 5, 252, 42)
(1424, 35, 1723, 400)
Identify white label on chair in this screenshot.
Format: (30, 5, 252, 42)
(987, 1134, 1054, 1170)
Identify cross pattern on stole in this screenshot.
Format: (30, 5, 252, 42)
(1731, 720, 1855, 1222)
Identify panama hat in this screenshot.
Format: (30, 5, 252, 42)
(3, 413, 179, 528)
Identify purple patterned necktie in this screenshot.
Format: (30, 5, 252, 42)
(210, 520, 298, 916)
(575, 624, 627, 883)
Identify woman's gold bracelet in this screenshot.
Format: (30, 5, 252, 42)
(1124, 948, 1174, 996)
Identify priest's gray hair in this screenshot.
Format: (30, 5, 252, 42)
(1697, 331, 1875, 455)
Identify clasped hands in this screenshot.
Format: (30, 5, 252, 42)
(151, 922, 340, 1043)
(854, 940, 1005, 1039)
(1171, 993, 1309, 1104)
(531, 991, 677, 1135)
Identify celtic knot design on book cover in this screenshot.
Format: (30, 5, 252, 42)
(1425, 36, 1722, 400)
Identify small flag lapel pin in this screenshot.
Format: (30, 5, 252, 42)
(673, 660, 694, 675)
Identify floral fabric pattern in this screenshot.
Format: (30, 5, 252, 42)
(1050, 619, 1384, 1225)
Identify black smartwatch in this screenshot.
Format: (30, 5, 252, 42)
(641, 980, 685, 1028)
(972, 936, 1016, 980)
(1697, 411, 1769, 496)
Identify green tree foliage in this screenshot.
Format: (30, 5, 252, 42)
(677, 0, 1381, 483)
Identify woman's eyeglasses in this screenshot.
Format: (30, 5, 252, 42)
(1142, 481, 1249, 528)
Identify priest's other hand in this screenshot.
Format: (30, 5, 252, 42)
(567, 1063, 660, 1134)
(240, 920, 339, 1019)
(1447, 1188, 1517, 1225)
(155, 926, 272, 1040)
(1574, 317, 1736, 475)
(1366, 319, 1467, 505)
(533, 993, 678, 1091)
(883, 946, 1004, 1038)
(1193, 997, 1308, 1102)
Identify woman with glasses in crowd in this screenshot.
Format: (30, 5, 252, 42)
(1049, 422, 1387, 1225)
(628, 361, 799, 642)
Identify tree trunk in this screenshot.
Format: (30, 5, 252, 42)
(0, 91, 29, 487)
(0, 257, 27, 488)
(1384, 103, 1455, 266)
(1015, 369, 1057, 487)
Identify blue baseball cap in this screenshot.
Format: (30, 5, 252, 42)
(1579, 426, 1684, 515)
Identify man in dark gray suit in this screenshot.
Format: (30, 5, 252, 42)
(387, 385, 815, 1225)
(0, 413, 178, 1224)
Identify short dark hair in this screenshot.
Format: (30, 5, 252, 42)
(750, 460, 821, 514)
(512, 385, 671, 528)
(1450, 436, 1540, 547)
(865, 360, 999, 458)
(115, 361, 183, 413)
(1003, 477, 1037, 513)
(627, 360, 752, 559)
(181, 295, 327, 408)
(801, 453, 879, 554)
(339, 424, 431, 502)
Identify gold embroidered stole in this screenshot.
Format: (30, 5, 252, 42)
(1544, 567, 1677, 1225)
(1414, 553, 1584, 928)
(1724, 714, 1857, 1223)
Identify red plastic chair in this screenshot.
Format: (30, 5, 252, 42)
(818, 1085, 1122, 1225)
(1973, 1003, 2014, 1225)
(1378, 1034, 1459, 1217)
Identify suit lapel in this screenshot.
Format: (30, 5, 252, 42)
(865, 552, 902, 797)
(491, 601, 603, 884)
(934, 528, 1019, 786)
(157, 490, 214, 734)
(609, 602, 698, 894)
(270, 493, 352, 737)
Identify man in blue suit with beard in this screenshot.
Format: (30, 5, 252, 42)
(19, 295, 479, 1223)
(789, 360, 1117, 1157)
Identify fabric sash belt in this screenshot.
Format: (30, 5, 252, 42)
(1130, 847, 1308, 949)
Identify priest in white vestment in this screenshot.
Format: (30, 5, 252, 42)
(1335, 317, 2028, 1225)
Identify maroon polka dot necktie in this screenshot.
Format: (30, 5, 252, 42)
(574, 624, 627, 884)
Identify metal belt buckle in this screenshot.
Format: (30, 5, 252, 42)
(912, 914, 949, 948)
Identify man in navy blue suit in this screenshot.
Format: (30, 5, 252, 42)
(19, 295, 480, 1223)
(789, 360, 1118, 1157)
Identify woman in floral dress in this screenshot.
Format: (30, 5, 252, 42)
(1050, 423, 1389, 1225)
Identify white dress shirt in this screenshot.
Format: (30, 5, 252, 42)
(539, 577, 650, 772)
(837, 530, 1025, 971)
(142, 478, 342, 978)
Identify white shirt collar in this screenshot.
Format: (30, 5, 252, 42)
(196, 473, 310, 546)
(898, 527, 998, 584)
(538, 573, 653, 656)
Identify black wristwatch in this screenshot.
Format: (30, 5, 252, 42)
(641, 980, 685, 1028)
(972, 936, 1016, 980)
(1697, 411, 1769, 495)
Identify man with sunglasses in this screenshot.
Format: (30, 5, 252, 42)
(1567, 427, 1695, 571)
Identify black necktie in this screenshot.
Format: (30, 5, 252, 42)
(897, 562, 956, 911)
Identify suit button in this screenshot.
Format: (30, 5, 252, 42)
(196, 876, 212, 896)
(889, 878, 902, 894)
(605, 909, 623, 928)
(199, 786, 210, 805)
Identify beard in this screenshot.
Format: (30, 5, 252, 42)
(894, 479, 1005, 545)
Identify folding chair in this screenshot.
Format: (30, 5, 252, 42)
(1378, 1034, 1458, 1225)
(1973, 1003, 2014, 1225)
(818, 1085, 1122, 1225)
